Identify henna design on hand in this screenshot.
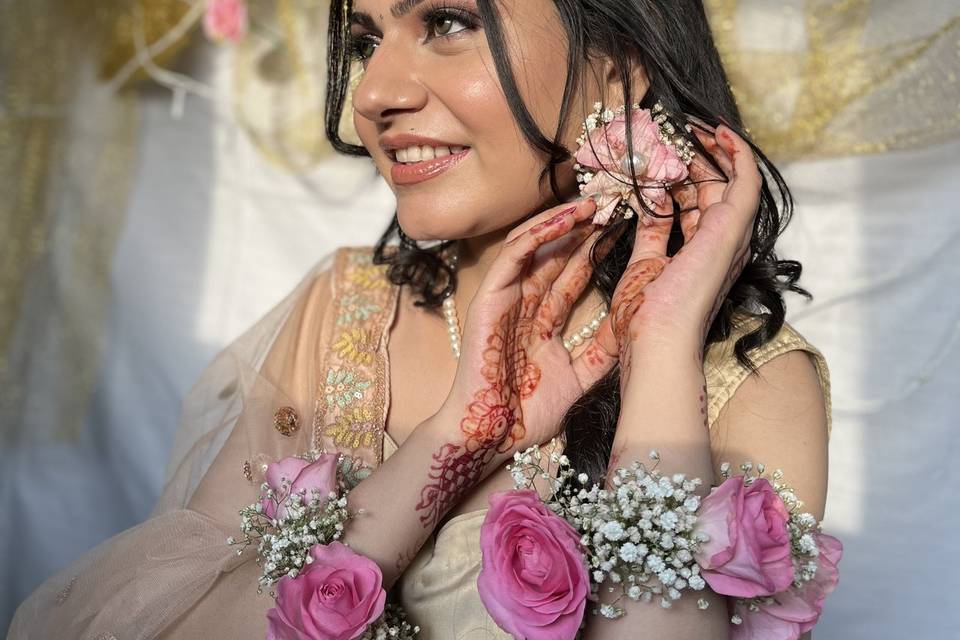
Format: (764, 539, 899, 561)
(415, 300, 543, 529)
(415, 442, 495, 529)
(610, 256, 670, 352)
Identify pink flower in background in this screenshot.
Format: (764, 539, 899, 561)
(730, 533, 843, 640)
(203, 0, 248, 43)
(694, 476, 795, 598)
(262, 454, 339, 521)
(266, 541, 386, 640)
(478, 490, 589, 640)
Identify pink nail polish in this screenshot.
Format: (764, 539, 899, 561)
(531, 205, 577, 234)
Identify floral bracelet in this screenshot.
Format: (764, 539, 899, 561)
(478, 446, 843, 640)
(229, 452, 419, 640)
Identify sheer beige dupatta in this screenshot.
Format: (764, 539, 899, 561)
(9, 247, 398, 639)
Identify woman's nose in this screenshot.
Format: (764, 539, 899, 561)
(351, 41, 428, 123)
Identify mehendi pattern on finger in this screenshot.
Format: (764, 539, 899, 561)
(610, 256, 670, 347)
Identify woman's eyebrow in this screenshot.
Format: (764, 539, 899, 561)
(350, 0, 428, 29)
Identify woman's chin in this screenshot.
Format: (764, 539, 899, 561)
(395, 216, 464, 243)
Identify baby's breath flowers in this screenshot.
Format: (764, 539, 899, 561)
(234, 452, 421, 639)
(228, 452, 355, 591)
(507, 445, 708, 618)
(359, 603, 421, 640)
(497, 445, 843, 640)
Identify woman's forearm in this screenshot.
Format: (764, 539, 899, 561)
(342, 403, 508, 588)
(585, 340, 729, 639)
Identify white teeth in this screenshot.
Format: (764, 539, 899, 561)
(394, 144, 466, 163)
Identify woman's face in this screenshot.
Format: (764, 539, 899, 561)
(349, 0, 607, 241)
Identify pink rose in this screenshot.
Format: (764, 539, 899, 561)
(266, 541, 386, 640)
(731, 533, 843, 640)
(575, 107, 688, 211)
(203, 0, 248, 43)
(694, 476, 795, 598)
(262, 454, 339, 521)
(478, 490, 589, 640)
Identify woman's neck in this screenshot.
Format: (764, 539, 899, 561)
(453, 227, 509, 314)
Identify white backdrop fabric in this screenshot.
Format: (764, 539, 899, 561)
(3, 42, 958, 638)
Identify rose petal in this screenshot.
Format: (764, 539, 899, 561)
(290, 454, 339, 505)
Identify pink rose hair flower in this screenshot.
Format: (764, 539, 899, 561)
(262, 454, 339, 521)
(730, 533, 843, 640)
(266, 541, 387, 640)
(203, 0, 248, 44)
(694, 475, 796, 598)
(574, 102, 693, 225)
(478, 490, 589, 640)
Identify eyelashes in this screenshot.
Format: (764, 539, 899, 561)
(347, 4, 482, 65)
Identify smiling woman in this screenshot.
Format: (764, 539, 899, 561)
(9, 1, 836, 639)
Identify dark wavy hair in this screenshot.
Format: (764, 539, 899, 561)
(324, 0, 810, 482)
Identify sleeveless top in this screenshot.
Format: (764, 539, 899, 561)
(318, 247, 832, 639)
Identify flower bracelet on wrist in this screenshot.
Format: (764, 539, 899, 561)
(477, 445, 843, 640)
(229, 451, 419, 640)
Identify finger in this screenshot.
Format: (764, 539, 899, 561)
(485, 199, 596, 292)
(504, 196, 596, 243)
(688, 131, 730, 213)
(670, 171, 707, 246)
(607, 256, 669, 345)
(571, 334, 618, 394)
(714, 125, 762, 223)
(574, 313, 619, 387)
(524, 220, 598, 299)
(678, 209, 701, 245)
(629, 210, 672, 263)
(538, 224, 616, 338)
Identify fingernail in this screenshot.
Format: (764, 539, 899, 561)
(530, 205, 577, 234)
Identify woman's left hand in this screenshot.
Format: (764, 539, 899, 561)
(594, 124, 761, 369)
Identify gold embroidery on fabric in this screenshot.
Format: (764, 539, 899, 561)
(323, 367, 371, 409)
(324, 405, 377, 450)
(242, 460, 253, 482)
(347, 264, 391, 290)
(333, 326, 377, 365)
(311, 248, 399, 485)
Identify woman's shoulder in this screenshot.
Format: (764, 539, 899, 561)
(703, 312, 832, 437)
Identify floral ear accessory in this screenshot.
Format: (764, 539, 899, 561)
(575, 101, 696, 226)
(229, 451, 420, 639)
(476, 446, 842, 640)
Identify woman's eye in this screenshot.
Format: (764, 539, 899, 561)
(351, 38, 378, 61)
(348, 9, 477, 64)
(427, 13, 471, 38)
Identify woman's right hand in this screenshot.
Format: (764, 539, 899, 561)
(436, 197, 619, 463)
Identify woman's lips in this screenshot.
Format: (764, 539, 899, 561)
(390, 148, 471, 186)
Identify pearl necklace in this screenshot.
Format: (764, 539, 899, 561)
(440, 247, 608, 360)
